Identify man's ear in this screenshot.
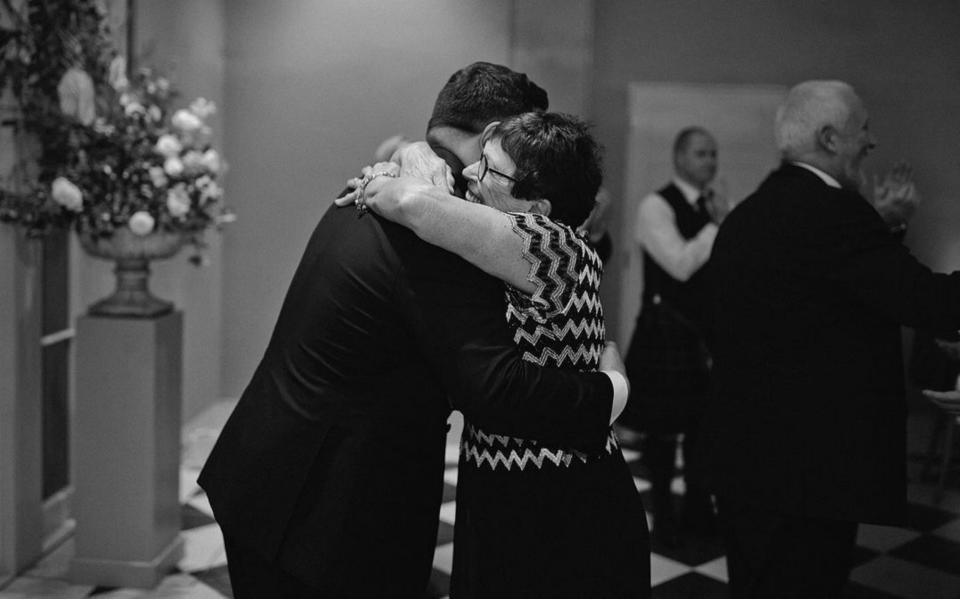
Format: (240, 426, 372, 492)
(817, 125, 839, 155)
(529, 198, 552, 217)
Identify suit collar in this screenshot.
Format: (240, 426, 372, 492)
(788, 161, 841, 189)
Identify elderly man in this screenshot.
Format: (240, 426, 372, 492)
(199, 63, 629, 598)
(702, 80, 960, 598)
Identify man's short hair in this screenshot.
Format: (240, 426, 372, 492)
(488, 111, 602, 227)
(775, 80, 856, 159)
(427, 62, 549, 134)
(672, 126, 711, 159)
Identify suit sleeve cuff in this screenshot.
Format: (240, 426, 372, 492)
(602, 370, 629, 425)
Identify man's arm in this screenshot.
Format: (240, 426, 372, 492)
(389, 220, 620, 451)
(636, 193, 717, 281)
(830, 191, 960, 331)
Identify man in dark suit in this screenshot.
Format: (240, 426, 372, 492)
(702, 80, 960, 598)
(199, 62, 628, 598)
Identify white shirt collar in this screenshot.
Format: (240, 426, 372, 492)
(672, 177, 705, 204)
(790, 161, 841, 189)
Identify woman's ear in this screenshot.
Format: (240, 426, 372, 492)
(479, 121, 501, 145)
(529, 198, 552, 217)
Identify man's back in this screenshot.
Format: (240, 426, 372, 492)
(703, 164, 960, 524)
(200, 204, 458, 592)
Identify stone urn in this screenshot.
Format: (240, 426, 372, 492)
(79, 227, 185, 318)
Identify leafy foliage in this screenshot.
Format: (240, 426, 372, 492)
(0, 0, 231, 264)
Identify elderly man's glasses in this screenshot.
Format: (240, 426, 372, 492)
(478, 154, 517, 184)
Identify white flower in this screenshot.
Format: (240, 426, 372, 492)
(155, 134, 182, 157)
(201, 149, 221, 174)
(181, 150, 205, 172)
(166, 185, 191, 218)
(51, 177, 83, 212)
(147, 105, 162, 122)
(57, 67, 96, 125)
(156, 78, 170, 93)
(149, 166, 168, 188)
(119, 92, 133, 106)
(163, 156, 184, 177)
(200, 181, 223, 203)
(128, 211, 155, 236)
(215, 212, 237, 225)
(172, 109, 202, 132)
(108, 56, 129, 91)
(93, 118, 115, 135)
(189, 98, 216, 119)
(124, 101, 144, 116)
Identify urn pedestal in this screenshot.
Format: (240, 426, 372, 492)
(69, 311, 184, 588)
(79, 228, 185, 318)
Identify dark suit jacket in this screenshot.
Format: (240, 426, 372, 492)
(703, 163, 960, 524)
(198, 203, 613, 595)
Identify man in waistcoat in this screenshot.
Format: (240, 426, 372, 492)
(623, 126, 725, 548)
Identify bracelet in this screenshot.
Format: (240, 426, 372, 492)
(355, 170, 398, 217)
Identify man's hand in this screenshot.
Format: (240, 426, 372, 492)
(577, 187, 612, 242)
(600, 341, 625, 377)
(871, 162, 919, 231)
(935, 339, 960, 361)
(394, 141, 455, 192)
(922, 389, 960, 416)
(600, 341, 631, 424)
(705, 189, 732, 225)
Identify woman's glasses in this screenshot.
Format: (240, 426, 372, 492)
(478, 154, 518, 184)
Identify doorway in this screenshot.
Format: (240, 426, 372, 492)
(616, 82, 787, 346)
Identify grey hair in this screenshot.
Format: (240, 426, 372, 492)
(774, 80, 856, 159)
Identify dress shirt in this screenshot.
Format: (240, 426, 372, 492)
(635, 177, 718, 282)
(603, 370, 629, 424)
(790, 161, 841, 189)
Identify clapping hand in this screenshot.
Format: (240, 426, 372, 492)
(872, 162, 919, 230)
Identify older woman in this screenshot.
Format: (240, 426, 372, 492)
(345, 112, 649, 598)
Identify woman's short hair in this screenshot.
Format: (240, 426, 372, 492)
(486, 112, 602, 227)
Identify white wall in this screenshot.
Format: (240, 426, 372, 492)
(219, 0, 512, 397)
(592, 0, 960, 342)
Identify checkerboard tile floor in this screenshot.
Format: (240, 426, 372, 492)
(3, 407, 960, 599)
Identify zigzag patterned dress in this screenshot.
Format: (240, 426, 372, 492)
(450, 213, 650, 598)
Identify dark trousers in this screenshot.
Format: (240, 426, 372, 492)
(717, 497, 858, 599)
(224, 534, 319, 599)
(643, 419, 714, 533)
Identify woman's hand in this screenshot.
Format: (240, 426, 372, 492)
(395, 141, 455, 192)
(359, 177, 441, 223)
(337, 168, 439, 226)
(336, 162, 399, 210)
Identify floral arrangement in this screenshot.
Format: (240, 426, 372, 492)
(0, 0, 233, 264)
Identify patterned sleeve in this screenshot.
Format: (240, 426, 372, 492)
(504, 212, 603, 323)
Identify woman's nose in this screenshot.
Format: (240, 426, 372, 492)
(463, 161, 479, 181)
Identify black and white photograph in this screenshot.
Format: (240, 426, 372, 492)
(2, 1, 960, 598)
